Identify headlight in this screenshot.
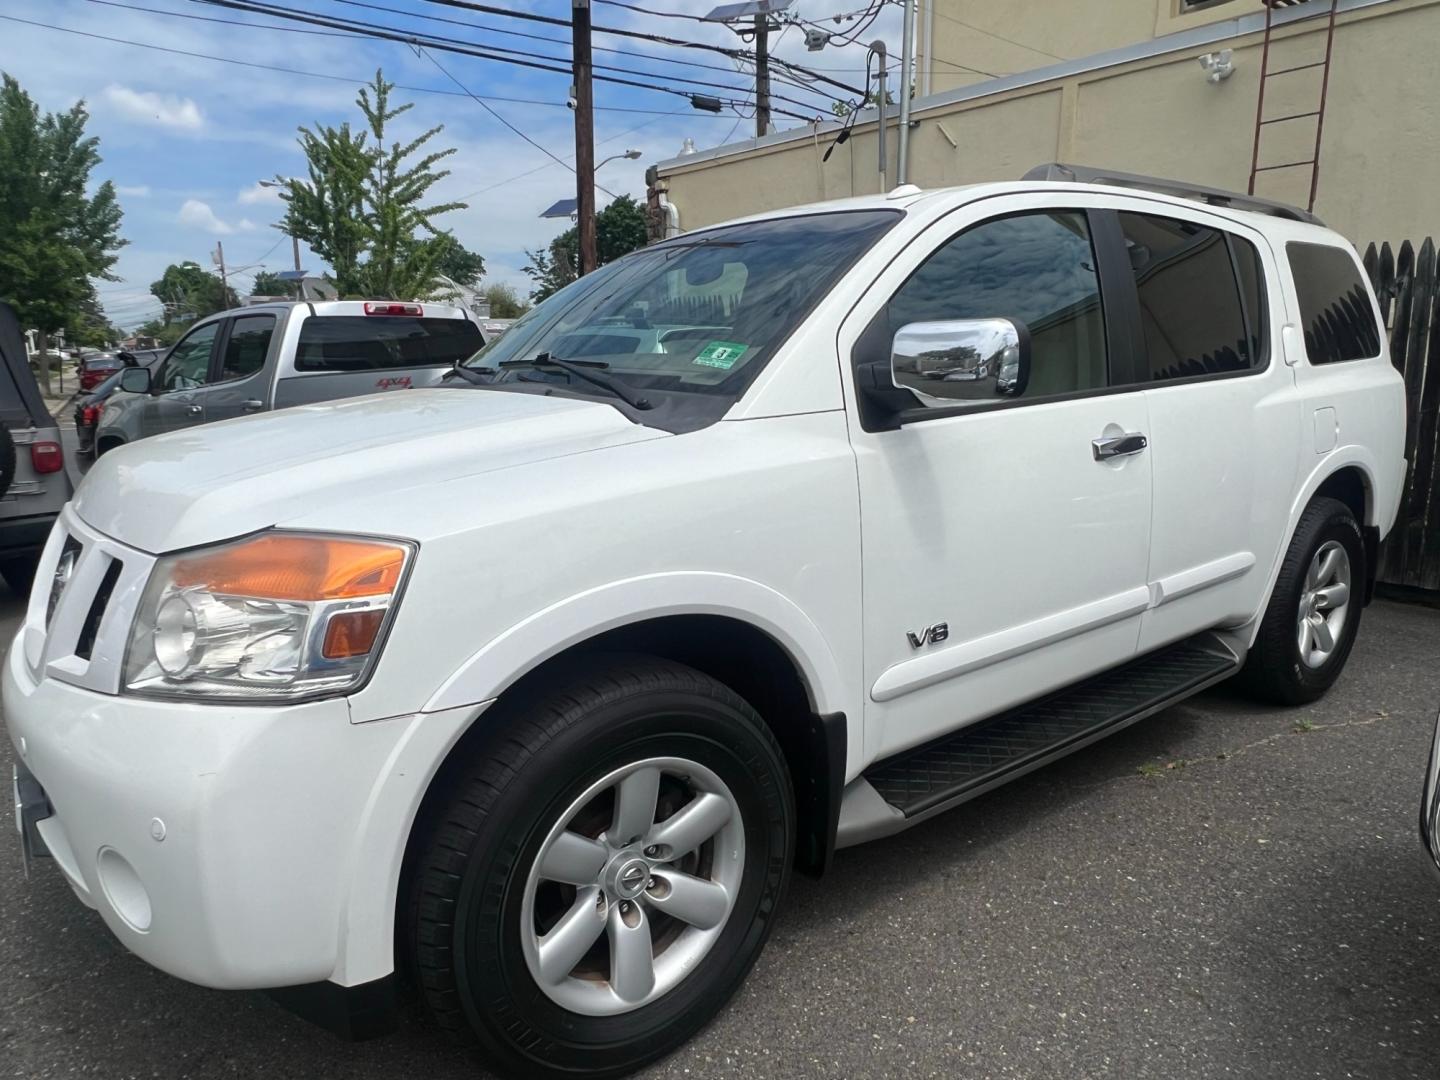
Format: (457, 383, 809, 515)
(123, 531, 414, 702)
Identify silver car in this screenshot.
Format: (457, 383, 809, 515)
(0, 302, 73, 594)
(96, 300, 486, 454)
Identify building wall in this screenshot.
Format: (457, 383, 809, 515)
(653, 0, 1440, 248)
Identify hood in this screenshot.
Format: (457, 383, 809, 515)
(75, 388, 667, 553)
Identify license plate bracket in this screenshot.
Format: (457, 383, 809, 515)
(12, 761, 53, 877)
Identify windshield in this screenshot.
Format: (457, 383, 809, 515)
(463, 210, 900, 401)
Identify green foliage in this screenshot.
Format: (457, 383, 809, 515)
(250, 269, 292, 296)
(149, 261, 238, 321)
(0, 72, 126, 390)
(434, 238, 486, 289)
(136, 318, 186, 347)
(279, 71, 465, 299)
(523, 195, 649, 302)
(481, 282, 528, 319)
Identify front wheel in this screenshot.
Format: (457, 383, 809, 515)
(407, 656, 794, 1079)
(1239, 496, 1365, 705)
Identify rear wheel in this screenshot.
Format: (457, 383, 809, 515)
(1239, 496, 1365, 704)
(407, 656, 793, 1079)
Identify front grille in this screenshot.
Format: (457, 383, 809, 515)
(26, 507, 156, 696)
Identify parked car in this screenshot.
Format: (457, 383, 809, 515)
(0, 302, 71, 595)
(7, 167, 1408, 1078)
(72, 349, 166, 455)
(1423, 709, 1440, 878)
(94, 301, 485, 453)
(75, 350, 129, 392)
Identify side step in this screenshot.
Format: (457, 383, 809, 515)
(862, 634, 1241, 821)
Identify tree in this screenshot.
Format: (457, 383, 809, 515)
(250, 269, 291, 296)
(482, 282, 528, 319)
(434, 238, 485, 289)
(149, 261, 237, 321)
(523, 195, 649, 302)
(278, 71, 465, 299)
(0, 73, 125, 391)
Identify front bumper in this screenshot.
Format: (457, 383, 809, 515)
(3, 640, 445, 991)
(1422, 708, 1440, 880)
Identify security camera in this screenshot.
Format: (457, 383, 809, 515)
(1198, 49, 1235, 83)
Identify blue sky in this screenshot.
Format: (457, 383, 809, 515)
(1, 0, 897, 329)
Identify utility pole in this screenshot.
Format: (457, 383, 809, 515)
(897, 0, 915, 185)
(754, 14, 771, 138)
(573, 0, 598, 276)
(213, 240, 228, 305)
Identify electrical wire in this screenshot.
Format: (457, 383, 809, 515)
(419, 47, 620, 200)
(924, 7, 1068, 62)
(192, 0, 827, 117)
(0, 15, 732, 117)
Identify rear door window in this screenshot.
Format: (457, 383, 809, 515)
(1287, 241, 1382, 364)
(295, 316, 482, 372)
(1118, 212, 1264, 382)
(220, 315, 276, 380)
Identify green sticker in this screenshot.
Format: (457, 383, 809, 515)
(693, 341, 749, 370)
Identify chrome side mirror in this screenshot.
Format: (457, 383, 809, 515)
(891, 318, 1029, 408)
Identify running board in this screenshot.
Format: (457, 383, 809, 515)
(837, 634, 1241, 847)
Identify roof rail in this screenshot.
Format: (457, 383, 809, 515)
(1022, 162, 1323, 225)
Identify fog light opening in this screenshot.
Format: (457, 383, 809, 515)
(96, 847, 152, 933)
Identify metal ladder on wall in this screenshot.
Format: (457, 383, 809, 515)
(1247, 0, 1340, 213)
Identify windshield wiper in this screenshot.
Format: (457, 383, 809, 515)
(442, 363, 490, 384)
(501, 353, 653, 411)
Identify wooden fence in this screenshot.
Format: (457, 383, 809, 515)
(1363, 239, 1440, 592)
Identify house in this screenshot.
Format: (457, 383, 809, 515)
(647, 0, 1435, 247)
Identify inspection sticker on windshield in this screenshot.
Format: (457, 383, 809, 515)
(693, 341, 748, 370)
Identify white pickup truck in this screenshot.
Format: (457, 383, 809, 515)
(7, 166, 1406, 1078)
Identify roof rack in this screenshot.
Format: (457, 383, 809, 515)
(1022, 162, 1323, 226)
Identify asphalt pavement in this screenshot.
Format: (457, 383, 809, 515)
(2, 594, 1438, 1079)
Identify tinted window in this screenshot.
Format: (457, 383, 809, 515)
(296, 317, 483, 372)
(158, 323, 219, 391)
(879, 211, 1107, 401)
(1119, 212, 1257, 382)
(1288, 242, 1381, 364)
(221, 315, 275, 380)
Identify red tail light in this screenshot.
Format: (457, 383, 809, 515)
(364, 302, 423, 317)
(31, 441, 63, 474)
(81, 405, 100, 425)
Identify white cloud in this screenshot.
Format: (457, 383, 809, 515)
(177, 199, 256, 235)
(101, 84, 204, 132)
(238, 181, 284, 206)
(115, 184, 150, 198)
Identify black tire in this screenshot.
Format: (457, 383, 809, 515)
(406, 655, 794, 1079)
(0, 554, 40, 597)
(0, 424, 15, 500)
(1239, 496, 1365, 705)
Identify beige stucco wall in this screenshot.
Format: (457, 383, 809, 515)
(655, 0, 1440, 247)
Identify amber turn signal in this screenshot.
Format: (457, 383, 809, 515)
(171, 534, 407, 601)
(322, 609, 385, 659)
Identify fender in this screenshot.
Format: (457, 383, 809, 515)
(423, 571, 853, 722)
(1246, 445, 1385, 648)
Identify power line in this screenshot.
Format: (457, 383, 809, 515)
(192, 0, 824, 117)
(420, 47, 621, 199)
(0, 15, 733, 117)
(411, 0, 866, 98)
(924, 8, 1067, 62)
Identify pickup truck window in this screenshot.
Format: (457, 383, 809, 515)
(878, 211, 1108, 401)
(295, 317, 482, 372)
(220, 315, 275, 381)
(1118, 212, 1263, 381)
(465, 210, 900, 399)
(1287, 241, 1382, 364)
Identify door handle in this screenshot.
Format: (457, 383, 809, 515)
(1092, 432, 1148, 460)
(241, 399, 263, 412)
(186, 404, 203, 416)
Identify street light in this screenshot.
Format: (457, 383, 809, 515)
(257, 178, 305, 298)
(596, 149, 643, 170)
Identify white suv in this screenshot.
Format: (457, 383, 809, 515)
(6, 167, 1406, 1078)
